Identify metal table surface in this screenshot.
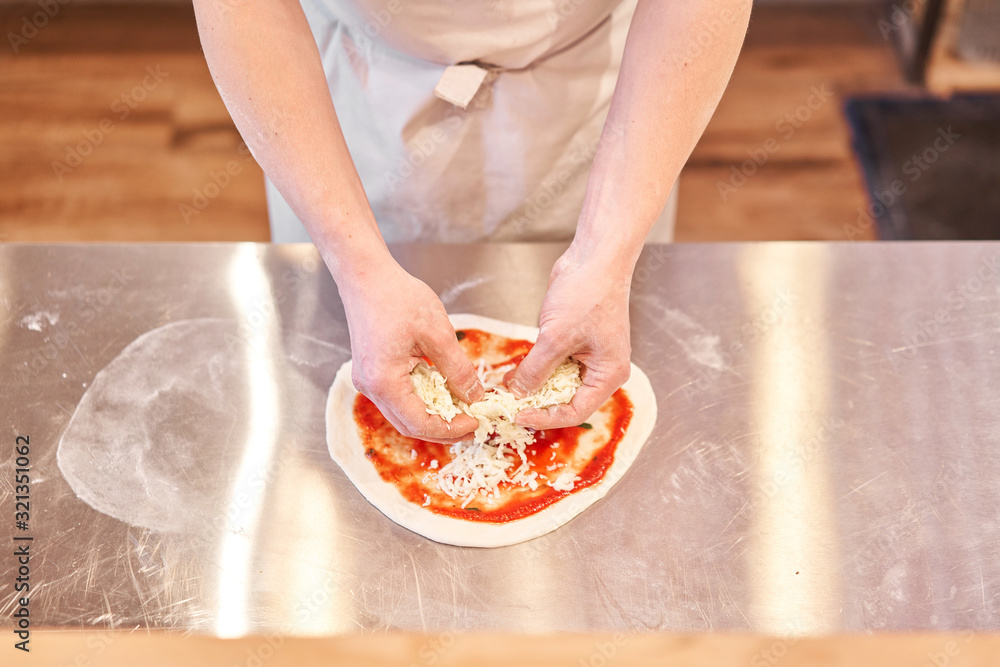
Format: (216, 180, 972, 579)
(1, 242, 999, 637)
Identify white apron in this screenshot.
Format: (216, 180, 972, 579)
(267, 0, 678, 243)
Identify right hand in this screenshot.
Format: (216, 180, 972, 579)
(340, 262, 483, 443)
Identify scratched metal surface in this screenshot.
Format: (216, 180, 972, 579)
(1, 242, 999, 636)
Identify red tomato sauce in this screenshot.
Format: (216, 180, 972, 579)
(352, 329, 634, 524)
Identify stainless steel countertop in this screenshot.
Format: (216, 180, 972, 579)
(1, 242, 999, 637)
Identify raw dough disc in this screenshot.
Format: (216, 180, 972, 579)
(325, 313, 657, 548)
(57, 318, 349, 533)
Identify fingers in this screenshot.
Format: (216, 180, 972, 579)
(375, 392, 479, 444)
(354, 367, 477, 444)
(514, 383, 610, 430)
(384, 374, 479, 442)
(504, 331, 572, 399)
(420, 327, 484, 404)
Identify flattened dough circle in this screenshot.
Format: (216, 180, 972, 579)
(325, 313, 657, 548)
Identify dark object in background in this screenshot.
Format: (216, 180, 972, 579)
(955, 0, 1000, 63)
(844, 95, 1000, 240)
(884, 0, 945, 84)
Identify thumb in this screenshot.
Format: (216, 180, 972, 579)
(421, 327, 484, 404)
(505, 334, 570, 399)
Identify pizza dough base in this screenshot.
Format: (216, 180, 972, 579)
(325, 313, 657, 548)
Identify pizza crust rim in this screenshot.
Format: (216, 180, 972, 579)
(325, 313, 657, 548)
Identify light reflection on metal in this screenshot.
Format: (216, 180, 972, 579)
(268, 462, 353, 634)
(216, 244, 280, 638)
(739, 244, 842, 635)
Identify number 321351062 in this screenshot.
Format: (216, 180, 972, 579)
(15, 435, 30, 521)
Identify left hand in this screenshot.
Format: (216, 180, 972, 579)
(505, 246, 633, 430)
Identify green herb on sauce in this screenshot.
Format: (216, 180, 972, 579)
(465, 506, 481, 512)
(579, 422, 593, 429)
(456, 330, 466, 341)
(365, 448, 376, 458)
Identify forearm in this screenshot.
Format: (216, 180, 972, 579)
(192, 0, 394, 286)
(573, 0, 752, 269)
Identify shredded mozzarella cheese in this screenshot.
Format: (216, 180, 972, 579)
(551, 472, 580, 492)
(410, 363, 463, 422)
(410, 356, 583, 507)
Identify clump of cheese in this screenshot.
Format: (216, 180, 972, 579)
(411, 361, 464, 422)
(410, 357, 583, 507)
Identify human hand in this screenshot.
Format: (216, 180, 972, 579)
(340, 263, 483, 443)
(505, 247, 632, 430)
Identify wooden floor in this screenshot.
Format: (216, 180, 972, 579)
(0, 2, 913, 244)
